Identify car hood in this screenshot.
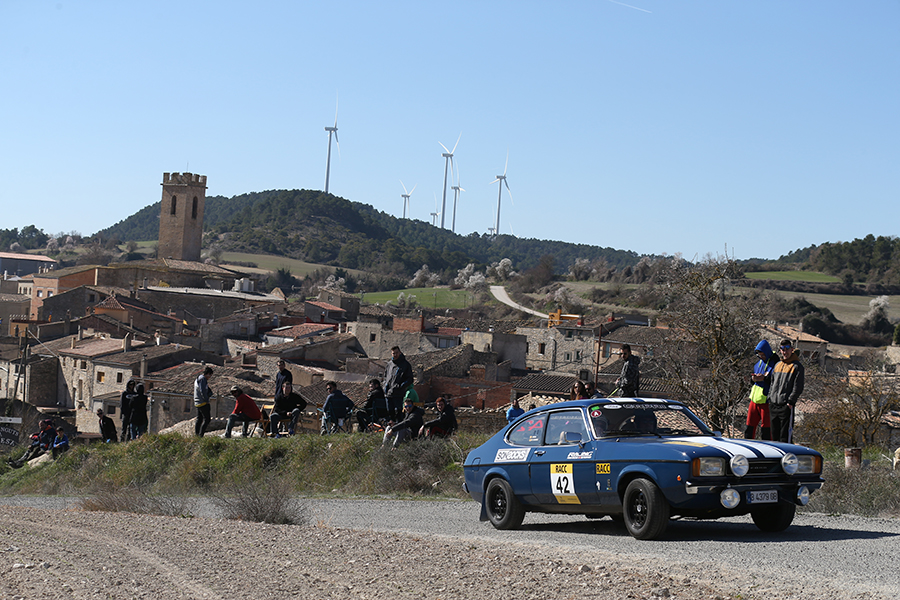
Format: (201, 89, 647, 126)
(653, 436, 806, 459)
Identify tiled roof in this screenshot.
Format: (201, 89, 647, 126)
(0, 251, 57, 262)
(31, 265, 98, 279)
(257, 331, 355, 354)
(306, 300, 346, 312)
(93, 344, 190, 366)
(512, 372, 577, 395)
(0, 293, 29, 302)
(602, 325, 683, 347)
(760, 324, 827, 344)
(59, 337, 147, 358)
(269, 323, 336, 338)
(149, 362, 268, 398)
(429, 317, 533, 334)
(358, 304, 394, 317)
(298, 380, 369, 408)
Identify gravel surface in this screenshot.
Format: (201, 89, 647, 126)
(1, 496, 898, 600)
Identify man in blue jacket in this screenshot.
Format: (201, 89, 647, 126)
(745, 340, 778, 440)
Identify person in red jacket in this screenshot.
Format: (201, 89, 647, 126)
(225, 386, 263, 438)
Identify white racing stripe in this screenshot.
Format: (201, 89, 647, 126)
(670, 437, 786, 459)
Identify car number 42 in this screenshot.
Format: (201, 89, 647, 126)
(747, 490, 778, 504)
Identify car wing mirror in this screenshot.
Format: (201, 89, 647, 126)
(564, 431, 584, 448)
(713, 431, 722, 438)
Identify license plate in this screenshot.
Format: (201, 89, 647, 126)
(747, 490, 778, 504)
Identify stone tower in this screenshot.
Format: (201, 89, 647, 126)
(158, 172, 207, 262)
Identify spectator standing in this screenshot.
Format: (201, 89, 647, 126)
(224, 386, 263, 438)
(506, 399, 525, 423)
(769, 339, 805, 444)
(570, 381, 588, 400)
(617, 344, 641, 397)
(420, 395, 458, 438)
(51, 427, 69, 459)
(97, 409, 118, 443)
(274, 359, 293, 402)
(383, 399, 425, 449)
(128, 381, 149, 440)
(383, 346, 413, 420)
(269, 381, 307, 437)
(119, 379, 134, 442)
(745, 340, 778, 440)
(193, 367, 214, 437)
(357, 378, 390, 431)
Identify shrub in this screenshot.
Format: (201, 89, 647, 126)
(211, 473, 307, 525)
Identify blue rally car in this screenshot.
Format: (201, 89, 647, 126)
(463, 398, 824, 540)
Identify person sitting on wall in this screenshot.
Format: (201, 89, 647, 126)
(269, 381, 308, 437)
(7, 419, 55, 468)
(51, 427, 70, 459)
(506, 398, 525, 423)
(97, 409, 118, 443)
(383, 399, 425, 449)
(224, 386, 263, 438)
(357, 378, 390, 432)
(322, 382, 355, 434)
(419, 395, 458, 438)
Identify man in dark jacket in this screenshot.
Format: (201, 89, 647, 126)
(357, 378, 390, 431)
(127, 380, 149, 440)
(617, 344, 641, 397)
(383, 346, 413, 420)
(274, 360, 293, 402)
(322, 382, 355, 434)
(383, 398, 425, 448)
(270, 381, 307, 437)
(8, 419, 55, 468)
(97, 408, 118, 443)
(420, 395, 458, 438)
(119, 379, 134, 442)
(769, 339, 805, 443)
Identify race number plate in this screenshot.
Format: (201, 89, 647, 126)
(747, 490, 778, 504)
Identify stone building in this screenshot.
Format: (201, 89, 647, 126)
(517, 322, 602, 381)
(158, 172, 207, 262)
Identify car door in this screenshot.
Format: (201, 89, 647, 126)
(528, 408, 599, 507)
(501, 412, 548, 505)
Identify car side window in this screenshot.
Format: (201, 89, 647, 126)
(544, 410, 588, 446)
(507, 414, 547, 446)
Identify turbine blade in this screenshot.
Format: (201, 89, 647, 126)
(335, 131, 341, 158)
(504, 150, 509, 176)
(439, 141, 451, 154)
(505, 180, 514, 205)
(334, 93, 339, 125)
(409, 183, 416, 195)
(451, 132, 461, 154)
(458, 186, 465, 193)
(400, 180, 408, 195)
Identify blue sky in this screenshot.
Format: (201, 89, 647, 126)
(1, 1, 897, 262)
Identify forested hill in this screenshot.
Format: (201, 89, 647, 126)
(774, 235, 900, 285)
(95, 189, 639, 275)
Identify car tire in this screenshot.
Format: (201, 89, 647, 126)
(750, 501, 795, 532)
(622, 478, 670, 540)
(485, 478, 525, 530)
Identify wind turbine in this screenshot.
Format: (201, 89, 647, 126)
(450, 167, 465, 233)
(431, 194, 441, 226)
(438, 134, 460, 229)
(400, 180, 416, 219)
(324, 97, 340, 194)
(491, 152, 513, 239)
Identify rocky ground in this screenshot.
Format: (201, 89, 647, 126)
(0, 504, 887, 600)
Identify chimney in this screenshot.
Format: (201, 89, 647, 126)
(123, 333, 132, 352)
(70, 336, 76, 349)
(140, 354, 147, 379)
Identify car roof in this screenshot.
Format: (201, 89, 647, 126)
(520, 397, 685, 417)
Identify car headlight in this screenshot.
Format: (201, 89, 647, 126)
(781, 453, 799, 475)
(720, 488, 740, 509)
(796, 455, 822, 474)
(692, 457, 725, 477)
(730, 454, 749, 478)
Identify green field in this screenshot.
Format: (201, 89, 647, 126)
(744, 271, 841, 283)
(362, 287, 479, 309)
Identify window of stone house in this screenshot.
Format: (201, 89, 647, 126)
(566, 330, 573, 339)
(80, 360, 86, 370)
(97, 372, 105, 383)
(538, 343, 546, 355)
(565, 352, 571, 362)
(579, 370, 590, 381)
(170, 195, 177, 215)
(117, 373, 123, 383)
(107, 406, 116, 416)
(48, 291, 53, 297)
(369, 333, 376, 342)
(88, 293, 96, 302)
(191, 197, 198, 219)
(37, 290, 42, 298)
(184, 399, 192, 413)
(576, 351, 582, 360)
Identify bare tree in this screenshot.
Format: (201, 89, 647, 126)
(657, 256, 761, 434)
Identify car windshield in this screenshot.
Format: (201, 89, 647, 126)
(588, 402, 712, 438)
